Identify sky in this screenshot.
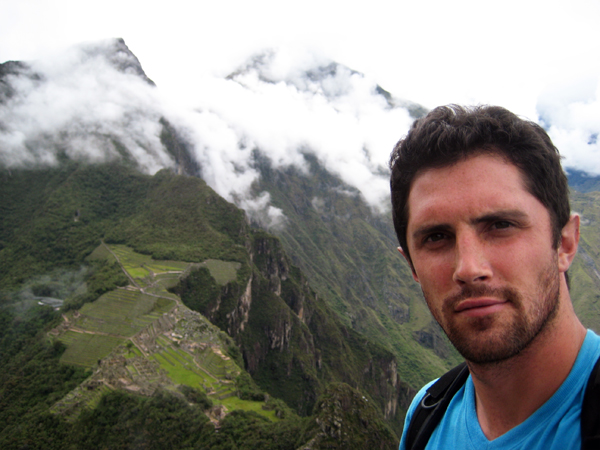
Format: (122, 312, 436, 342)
(0, 0, 599, 222)
(1, 0, 598, 116)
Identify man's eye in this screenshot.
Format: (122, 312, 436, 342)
(425, 233, 446, 243)
(492, 221, 512, 230)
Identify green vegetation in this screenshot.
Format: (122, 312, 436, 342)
(0, 58, 412, 449)
(4, 156, 596, 449)
(175, 229, 412, 437)
(570, 191, 600, 331)
(55, 276, 177, 368)
(0, 299, 308, 449)
(59, 332, 124, 367)
(297, 382, 398, 449)
(0, 302, 90, 448)
(105, 168, 248, 263)
(236, 371, 266, 401)
(178, 384, 213, 409)
(202, 259, 242, 285)
(47, 242, 281, 424)
(173, 266, 222, 313)
(0, 162, 248, 292)
(253, 152, 462, 389)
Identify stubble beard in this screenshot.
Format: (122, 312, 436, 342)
(423, 264, 560, 365)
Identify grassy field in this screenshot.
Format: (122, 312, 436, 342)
(73, 289, 176, 338)
(60, 331, 124, 367)
(223, 397, 278, 421)
(109, 244, 191, 286)
(150, 335, 238, 399)
(201, 259, 241, 285)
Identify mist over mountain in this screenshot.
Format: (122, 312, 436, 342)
(2, 38, 598, 222)
(1, 40, 416, 231)
(567, 168, 600, 193)
(0, 39, 172, 174)
(0, 39, 422, 448)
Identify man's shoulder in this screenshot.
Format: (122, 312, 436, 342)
(579, 329, 600, 370)
(586, 329, 600, 344)
(400, 332, 600, 450)
(405, 379, 437, 419)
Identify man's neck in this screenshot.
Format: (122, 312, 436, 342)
(467, 298, 587, 440)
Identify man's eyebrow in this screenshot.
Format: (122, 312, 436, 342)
(471, 209, 529, 225)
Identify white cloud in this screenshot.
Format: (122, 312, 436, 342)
(537, 74, 600, 174)
(2, 34, 599, 237)
(240, 192, 287, 231)
(173, 49, 414, 213)
(0, 40, 174, 174)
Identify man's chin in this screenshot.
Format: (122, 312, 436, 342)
(445, 323, 527, 364)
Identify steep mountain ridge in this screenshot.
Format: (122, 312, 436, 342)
(174, 227, 413, 423)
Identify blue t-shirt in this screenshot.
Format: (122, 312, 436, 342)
(399, 330, 600, 450)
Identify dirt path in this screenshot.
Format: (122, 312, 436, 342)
(68, 326, 130, 339)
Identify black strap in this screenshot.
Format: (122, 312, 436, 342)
(405, 362, 469, 450)
(581, 356, 600, 450)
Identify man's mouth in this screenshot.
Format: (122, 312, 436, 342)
(454, 298, 508, 317)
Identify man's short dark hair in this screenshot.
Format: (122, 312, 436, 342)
(389, 104, 570, 264)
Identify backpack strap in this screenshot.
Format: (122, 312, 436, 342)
(581, 355, 600, 450)
(405, 362, 469, 450)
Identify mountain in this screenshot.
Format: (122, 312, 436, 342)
(0, 160, 406, 448)
(567, 168, 600, 193)
(223, 52, 463, 385)
(1, 38, 599, 449)
(570, 189, 600, 329)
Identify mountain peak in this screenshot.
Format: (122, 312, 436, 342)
(74, 38, 155, 86)
(0, 38, 172, 174)
(226, 49, 369, 100)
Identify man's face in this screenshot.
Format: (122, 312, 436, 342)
(403, 153, 562, 364)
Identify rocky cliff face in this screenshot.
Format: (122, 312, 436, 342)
(176, 227, 413, 435)
(297, 382, 399, 450)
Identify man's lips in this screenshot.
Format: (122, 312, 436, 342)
(454, 298, 508, 317)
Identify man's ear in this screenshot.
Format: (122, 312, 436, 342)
(558, 214, 580, 273)
(398, 246, 420, 283)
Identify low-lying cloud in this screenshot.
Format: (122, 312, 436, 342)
(1, 40, 598, 232)
(170, 48, 415, 217)
(0, 39, 174, 174)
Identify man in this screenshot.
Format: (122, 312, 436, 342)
(389, 105, 600, 449)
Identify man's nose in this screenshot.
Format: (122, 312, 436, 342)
(452, 232, 492, 285)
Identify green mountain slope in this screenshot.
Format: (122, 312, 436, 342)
(567, 169, 600, 193)
(252, 151, 461, 389)
(0, 162, 407, 447)
(570, 190, 600, 330)
(251, 151, 600, 390)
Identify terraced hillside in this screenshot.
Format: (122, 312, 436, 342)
(50, 243, 275, 422)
